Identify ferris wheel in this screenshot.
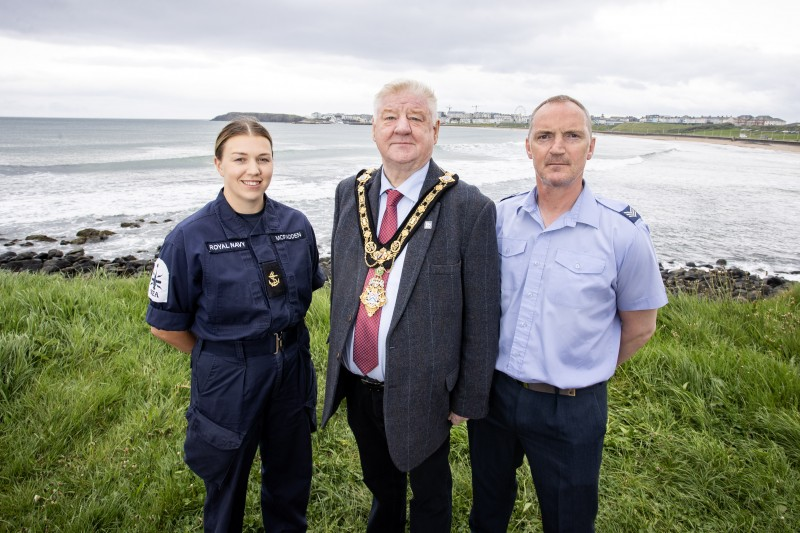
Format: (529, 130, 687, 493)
(514, 106, 528, 123)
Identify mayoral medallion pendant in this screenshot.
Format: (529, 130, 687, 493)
(359, 268, 387, 317)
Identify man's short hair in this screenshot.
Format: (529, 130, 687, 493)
(529, 95, 592, 135)
(374, 79, 438, 122)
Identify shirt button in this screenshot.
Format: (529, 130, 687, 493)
(575, 263, 581, 269)
(527, 292, 533, 298)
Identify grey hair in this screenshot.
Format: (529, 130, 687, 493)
(373, 79, 438, 121)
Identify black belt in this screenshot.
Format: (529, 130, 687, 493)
(201, 324, 299, 357)
(345, 368, 384, 391)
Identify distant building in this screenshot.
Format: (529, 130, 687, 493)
(730, 115, 786, 126)
(592, 115, 636, 125)
(307, 110, 788, 127)
(441, 111, 526, 125)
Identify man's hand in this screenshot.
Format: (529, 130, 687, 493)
(449, 412, 469, 426)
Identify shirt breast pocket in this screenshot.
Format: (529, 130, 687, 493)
(498, 237, 528, 293)
(552, 249, 609, 308)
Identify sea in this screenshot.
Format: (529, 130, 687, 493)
(1, 117, 799, 280)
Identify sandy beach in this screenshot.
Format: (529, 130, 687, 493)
(596, 132, 800, 153)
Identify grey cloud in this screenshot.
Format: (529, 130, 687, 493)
(4, 1, 797, 121)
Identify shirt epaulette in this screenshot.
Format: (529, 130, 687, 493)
(498, 191, 527, 203)
(597, 197, 642, 224)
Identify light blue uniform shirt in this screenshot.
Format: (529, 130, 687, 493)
(344, 163, 429, 381)
(496, 182, 668, 389)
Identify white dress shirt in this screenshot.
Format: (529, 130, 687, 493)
(344, 162, 429, 381)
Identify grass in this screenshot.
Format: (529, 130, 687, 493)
(1, 270, 798, 531)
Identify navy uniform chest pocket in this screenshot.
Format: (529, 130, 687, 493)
(205, 250, 270, 333)
(271, 235, 313, 315)
(550, 249, 609, 308)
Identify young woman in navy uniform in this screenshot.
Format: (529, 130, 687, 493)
(146, 118, 326, 532)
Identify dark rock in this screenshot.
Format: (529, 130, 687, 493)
(76, 228, 114, 238)
(1, 258, 42, 272)
(661, 265, 795, 300)
(765, 276, 786, 287)
(319, 257, 331, 280)
(42, 258, 74, 273)
(25, 234, 57, 242)
(716, 259, 727, 266)
(71, 228, 115, 244)
(1, 246, 793, 302)
(120, 222, 141, 228)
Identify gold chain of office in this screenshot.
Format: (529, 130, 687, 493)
(356, 168, 457, 317)
(356, 167, 456, 271)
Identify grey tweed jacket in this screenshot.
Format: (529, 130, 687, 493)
(321, 159, 500, 472)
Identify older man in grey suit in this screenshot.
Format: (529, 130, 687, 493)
(321, 79, 500, 532)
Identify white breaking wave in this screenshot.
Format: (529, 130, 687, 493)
(1, 118, 799, 280)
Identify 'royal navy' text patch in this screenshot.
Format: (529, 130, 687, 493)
(206, 240, 248, 253)
(270, 230, 305, 243)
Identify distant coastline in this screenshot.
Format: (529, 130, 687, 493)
(595, 131, 800, 154)
(211, 112, 328, 124)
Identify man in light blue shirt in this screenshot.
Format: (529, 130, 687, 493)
(468, 95, 668, 533)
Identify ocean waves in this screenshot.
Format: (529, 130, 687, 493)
(1, 119, 799, 280)
(0, 155, 209, 177)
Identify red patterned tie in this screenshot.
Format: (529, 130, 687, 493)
(352, 189, 403, 375)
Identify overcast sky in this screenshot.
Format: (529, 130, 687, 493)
(2, 0, 798, 122)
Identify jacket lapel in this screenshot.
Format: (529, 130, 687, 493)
(368, 167, 382, 228)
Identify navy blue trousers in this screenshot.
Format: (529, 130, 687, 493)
(185, 337, 314, 532)
(468, 371, 607, 533)
(344, 370, 453, 533)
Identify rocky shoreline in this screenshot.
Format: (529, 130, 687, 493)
(0, 248, 795, 301)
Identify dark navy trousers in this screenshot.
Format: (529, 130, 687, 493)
(468, 371, 607, 533)
(185, 335, 315, 532)
(344, 370, 453, 533)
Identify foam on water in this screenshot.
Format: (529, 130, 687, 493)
(1, 119, 799, 280)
